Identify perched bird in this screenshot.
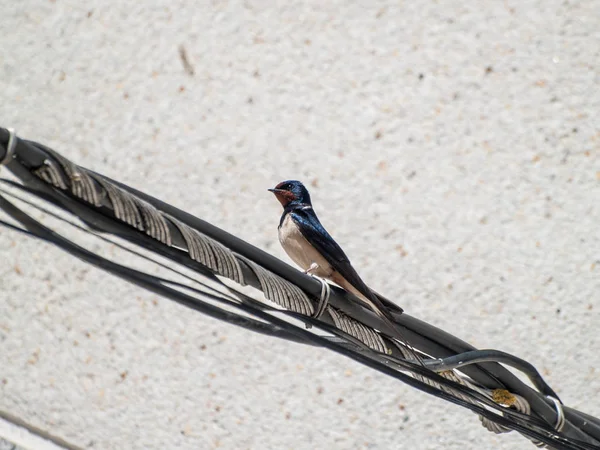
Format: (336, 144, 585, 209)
(268, 180, 403, 329)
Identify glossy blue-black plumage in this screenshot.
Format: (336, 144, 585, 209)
(287, 208, 350, 264)
(288, 207, 379, 300)
(273, 180, 400, 313)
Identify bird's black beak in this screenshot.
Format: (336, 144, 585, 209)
(268, 188, 285, 194)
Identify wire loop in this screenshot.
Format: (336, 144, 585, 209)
(310, 275, 331, 319)
(0, 128, 16, 166)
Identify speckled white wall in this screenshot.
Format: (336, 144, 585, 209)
(1, 1, 599, 449)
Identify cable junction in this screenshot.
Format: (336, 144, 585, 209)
(0, 128, 598, 450)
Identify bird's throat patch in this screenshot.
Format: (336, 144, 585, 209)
(274, 190, 297, 206)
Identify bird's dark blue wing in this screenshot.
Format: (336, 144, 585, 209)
(290, 209, 379, 303)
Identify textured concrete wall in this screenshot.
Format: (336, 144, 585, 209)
(1, 1, 599, 449)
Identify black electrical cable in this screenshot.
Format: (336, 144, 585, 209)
(0, 192, 597, 450)
(1, 127, 599, 448)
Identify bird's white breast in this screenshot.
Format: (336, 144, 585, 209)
(278, 214, 333, 277)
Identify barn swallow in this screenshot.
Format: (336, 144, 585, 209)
(268, 180, 403, 330)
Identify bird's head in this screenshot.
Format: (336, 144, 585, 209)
(268, 180, 312, 208)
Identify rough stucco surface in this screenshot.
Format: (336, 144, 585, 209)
(1, 1, 599, 449)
